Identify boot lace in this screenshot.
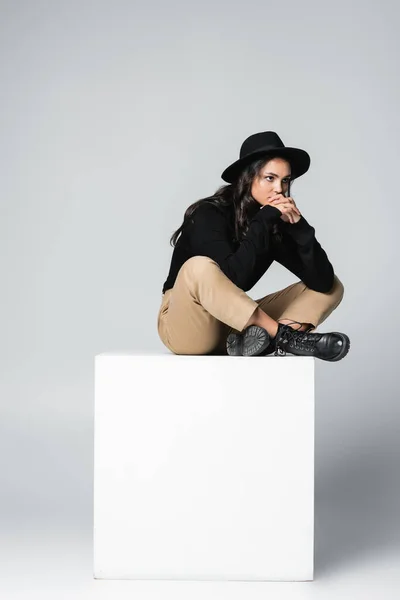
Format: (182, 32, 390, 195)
(273, 320, 320, 356)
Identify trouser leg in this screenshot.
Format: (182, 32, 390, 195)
(214, 274, 345, 354)
(262, 274, 345, 331)
(157, 256, 259, 355)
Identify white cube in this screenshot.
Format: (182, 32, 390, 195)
(94, 352, 315, 581)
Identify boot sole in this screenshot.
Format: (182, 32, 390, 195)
(226, 325, 271, 357)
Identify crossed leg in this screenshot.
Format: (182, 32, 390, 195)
(213, 275, 344, 354)
(255, 275, 344, 333)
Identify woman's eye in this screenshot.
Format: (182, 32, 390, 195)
(265, 176, 289, 182)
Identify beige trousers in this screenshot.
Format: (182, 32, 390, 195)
(157, 256, 345, 355)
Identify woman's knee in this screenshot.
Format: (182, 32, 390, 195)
(330, 274, 344, 301)
(322, 274, 344, 311)
(181, 255, 219, 273)
(178, 256, 220, 285)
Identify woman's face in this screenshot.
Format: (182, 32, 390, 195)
(251, 157, 291, 206)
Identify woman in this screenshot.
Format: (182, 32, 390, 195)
(157, 131, 350, 361)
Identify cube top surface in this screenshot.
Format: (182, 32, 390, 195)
(95, 351, 315, 360)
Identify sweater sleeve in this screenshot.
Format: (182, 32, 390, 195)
(188, 203, 283, 291)
(273, 215, 335, 293)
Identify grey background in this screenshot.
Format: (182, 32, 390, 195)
(1, 0, 399, 597)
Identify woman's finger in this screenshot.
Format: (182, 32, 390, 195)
(289, 200, 300, 215)
(282, 200, 300, 216)
(271, 197, 295, 208)
(285, 206, 299, 223)
(271, 196, 300, 213)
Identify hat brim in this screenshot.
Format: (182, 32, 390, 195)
(221, 147, 310, 183)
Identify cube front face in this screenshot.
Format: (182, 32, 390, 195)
(94, 354, 314, 581)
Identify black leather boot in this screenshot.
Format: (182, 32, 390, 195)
(258, 320, 315, 356)
(226, 324, 271, 356)
(271, 322, 350, 361)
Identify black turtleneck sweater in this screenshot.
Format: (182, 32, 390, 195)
(162, 201, 335, 295)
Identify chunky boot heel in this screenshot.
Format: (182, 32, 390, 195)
(226, 324, 271, 357)
(226, 332, 243, 356)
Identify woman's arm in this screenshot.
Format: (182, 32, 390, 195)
(188, 202, 282, 291)
(273, 215, 335, 292)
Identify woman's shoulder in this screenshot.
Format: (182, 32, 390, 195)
(191, 200, 233, 222)
(183, 201, 235, 245)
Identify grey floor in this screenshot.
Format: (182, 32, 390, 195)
(1, 525, 400, 599)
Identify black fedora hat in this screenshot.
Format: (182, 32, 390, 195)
(221, 131, 311, 183)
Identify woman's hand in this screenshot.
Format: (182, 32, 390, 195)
(265, 194, 302, 224)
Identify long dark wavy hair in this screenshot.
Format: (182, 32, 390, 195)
(169, 155, 293, 247)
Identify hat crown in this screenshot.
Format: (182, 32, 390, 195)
(240, 131, 285, 159)
(220, 130, 310, 183)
